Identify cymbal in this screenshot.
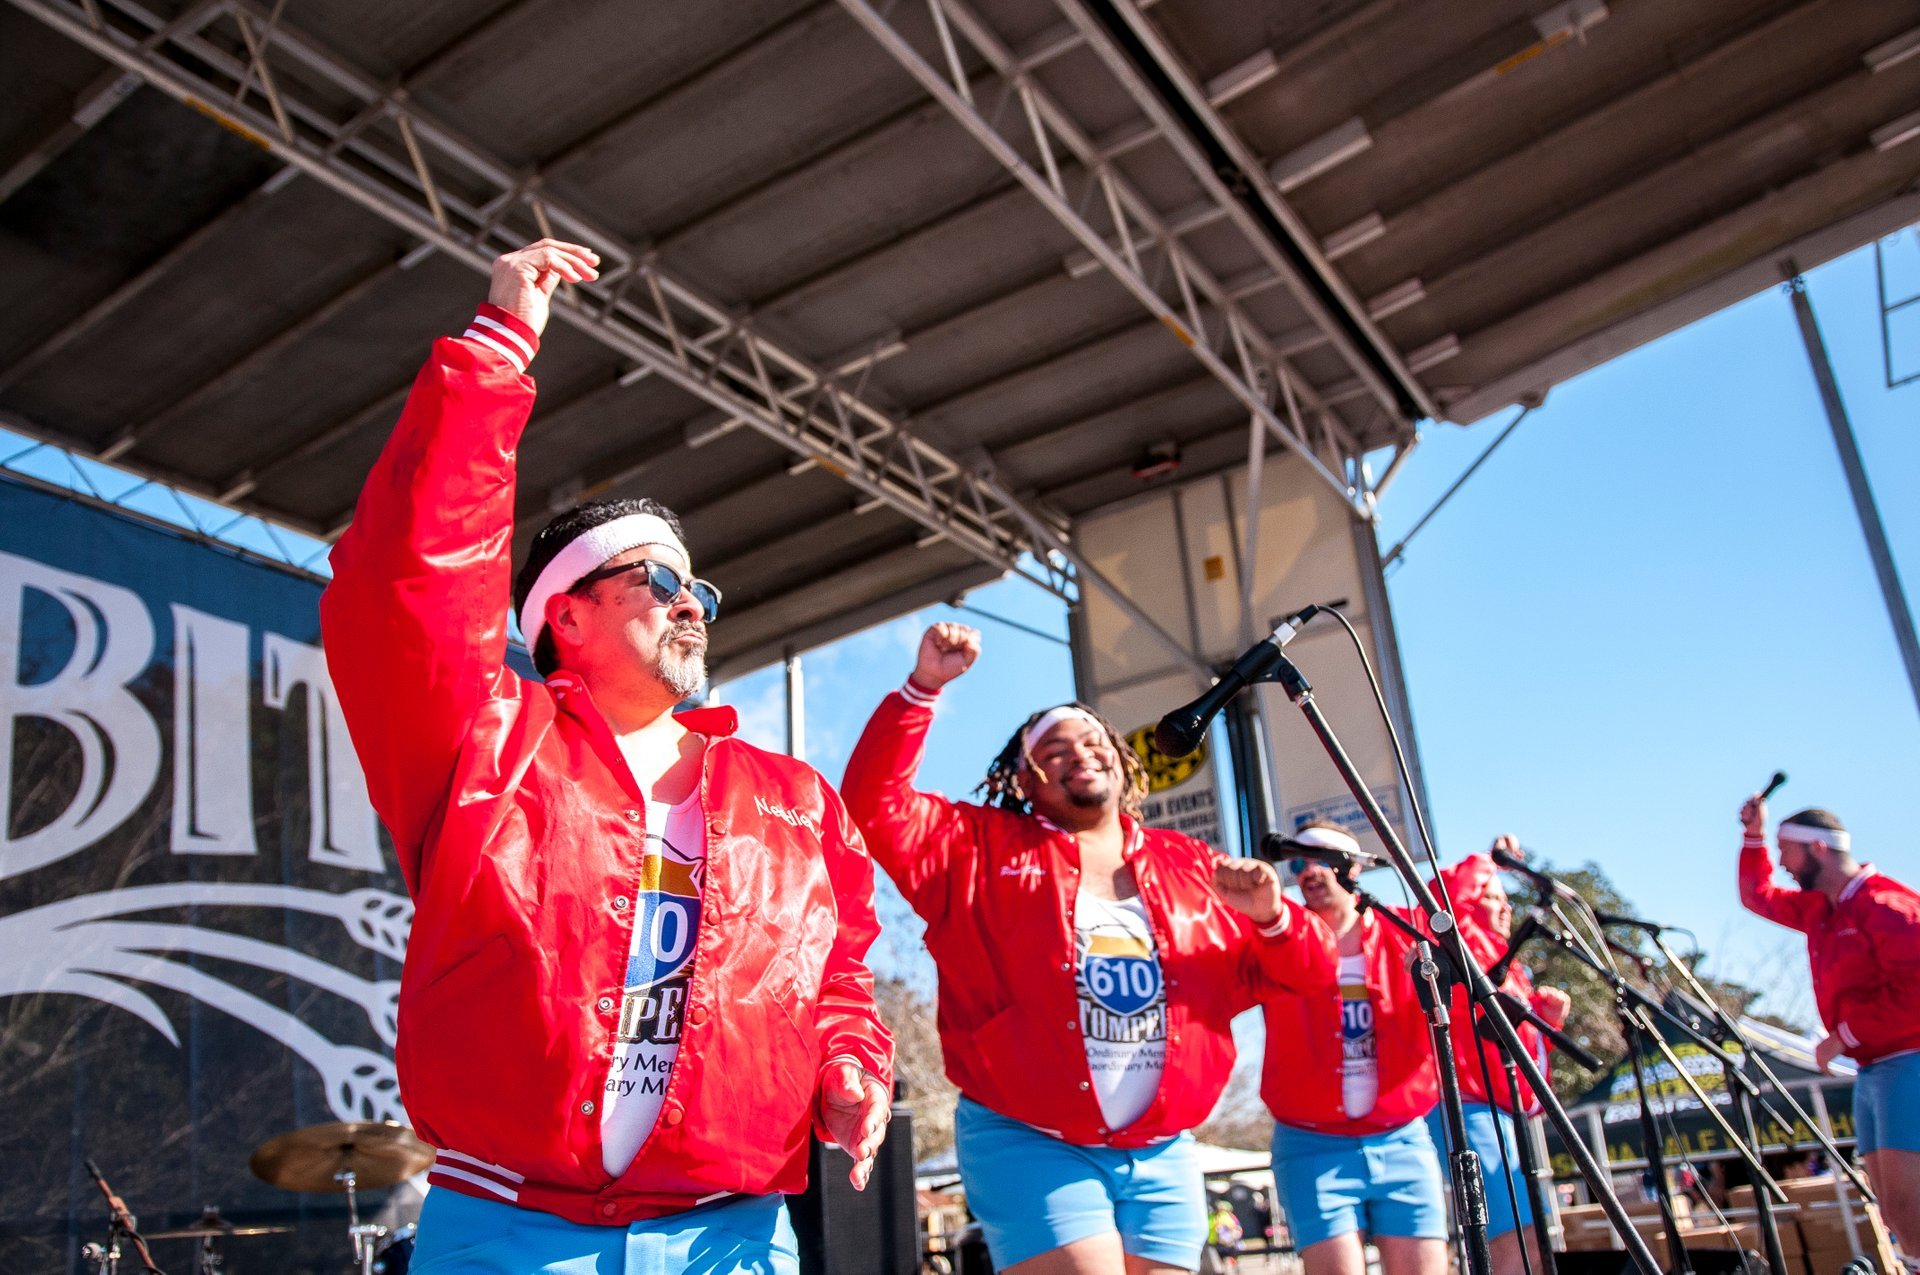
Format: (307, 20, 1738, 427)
(146, 1209, 293, 1240)
(249, 1121, 435, 1193)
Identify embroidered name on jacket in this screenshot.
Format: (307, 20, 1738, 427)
(754, 795, 820, 836)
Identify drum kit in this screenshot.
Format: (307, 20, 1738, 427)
(81, 1122, 435, 1275)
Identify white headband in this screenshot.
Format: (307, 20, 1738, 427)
(1023, 705, 1103, 754)
(1290, 824, 1363, 857)
(1779, 822, 1850, 852)
(518, 513, 688, 651)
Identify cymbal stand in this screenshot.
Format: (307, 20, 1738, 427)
(336, 1169, 388, 1275)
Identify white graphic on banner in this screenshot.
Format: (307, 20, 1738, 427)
(0, 553, 162, 877)
(1, 549, 408, 1123)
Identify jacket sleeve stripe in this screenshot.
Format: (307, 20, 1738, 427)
(470, 313, 537, 364)
(462, 327, 530, 374)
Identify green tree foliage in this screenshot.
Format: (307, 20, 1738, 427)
(874, 974, 959, 1161)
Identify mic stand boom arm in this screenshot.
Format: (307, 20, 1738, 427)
(1533, 925, 1790, 1205)
(1644, 929, 1874, 1202)
(1262, 654, 1662, 1275)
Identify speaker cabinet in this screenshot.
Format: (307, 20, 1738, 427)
(788, 1105, 918, 1275)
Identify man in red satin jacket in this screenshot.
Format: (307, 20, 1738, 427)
(322, 239, 891, 1274)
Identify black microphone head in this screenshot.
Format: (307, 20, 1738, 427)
(1152, 714, 1205, 759)
(1488, 846, 1526, 873)
(1760, 770, 1788, 800)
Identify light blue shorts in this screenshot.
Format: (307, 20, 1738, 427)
(1856, 1050, 1920, 1156)
(1428, 1102, 1534, 1239)
(1270, 1118, 1448, 1250)
(409, 1186, 798, 1274)
(954, 1096, 1207, 1269)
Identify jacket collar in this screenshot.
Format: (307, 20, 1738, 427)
(1031, 811, 1146, 859)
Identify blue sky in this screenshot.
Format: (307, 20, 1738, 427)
(716, 235, 1920, 1025)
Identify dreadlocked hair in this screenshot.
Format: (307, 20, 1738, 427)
(974, 702, 1150, 820)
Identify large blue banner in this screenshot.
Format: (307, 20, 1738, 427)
(1, 475, 425, 1272)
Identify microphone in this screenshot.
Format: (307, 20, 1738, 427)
(1487, 908, 1547, 985)
(1154, 603, 1330, 757)
(1759, 770, 1788, 801)
(1489, 847, 1582, 902)
(1263, 837, 1389, 871)
(1596, 911, 1675, 936)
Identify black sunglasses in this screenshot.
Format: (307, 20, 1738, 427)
(572, 558, 722, 622)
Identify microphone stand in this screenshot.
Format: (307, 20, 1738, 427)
(83, 1159, 165, 1275)
(1646, 930, 1876, 1275)
(1261, 654, 1662, 1275)
(1358, 892, 1569, 1275)
(1531, 920, 1795, 1271)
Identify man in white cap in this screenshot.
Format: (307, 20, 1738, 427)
(1739, 796, 1920, 1266)
(842, 622, 1334, 1274)
(321, 238, 892, 1274)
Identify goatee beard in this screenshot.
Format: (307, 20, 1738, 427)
(657, 623, 708, 700)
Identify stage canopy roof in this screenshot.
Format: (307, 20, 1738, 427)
(2, 0, 1916, 674)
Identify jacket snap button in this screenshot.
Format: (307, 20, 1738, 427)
(664, 1105, 684, 1127)
(1060, 962, 1071, 972)
(688, 1005, 708, 1026)
(597, 997, 615, 1013)
(1078, 1081, 1090, 1091)
(711, 818, 728, 836)
(1065, 1020, 1077, 1031)
(612, 896, 630, 912)
(599, 1202, 617, 1219)
(625, 809, 642, 823)
(580, 1100, 596, 1115)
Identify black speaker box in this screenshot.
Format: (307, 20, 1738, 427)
(1553, 1247, 1762, 1275)
(788, 1105, 918, 1275)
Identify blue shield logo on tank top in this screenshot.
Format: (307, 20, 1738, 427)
(626, 855, 701, 990)
(1082, 933, 1161, 1016)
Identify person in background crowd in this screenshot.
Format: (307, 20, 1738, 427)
(1260, 823, 1447, 1275)
(1427, 836, 1572, 1275)
(1739, 797, 1920, 1270)
(842, 622, 1335, 1275)
(322, 238, 892, 1275)
(1208, 1199, 1243, 1275)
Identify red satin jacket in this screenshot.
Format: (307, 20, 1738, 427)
(1432, 853, 1559, 1115)
(1261, 905, 1440, 1136)
(321, 308, 891, 1225)
(1740, 836, 1920, 1065)
(842, 686, 1334, 1147)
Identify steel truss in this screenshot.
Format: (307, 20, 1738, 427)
(837, 0, 1416, 518)
(7, 0, 1090, 607)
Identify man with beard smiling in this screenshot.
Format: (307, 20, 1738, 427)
(1739, 796, 1920, 1266)
(843, 623, 1333, 1275)
(321, 238, 893, 1274)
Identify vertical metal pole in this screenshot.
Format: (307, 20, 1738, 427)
(784, 647, 806, 761)
(1785, 272, 1920, 721)
(1808, 1083, 1866, 1261)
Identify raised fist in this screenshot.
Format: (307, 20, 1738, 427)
(1740, 796, 1766, 838)
(912, 623, 980, 691)
(488, 239, 599, 338)
(1213, 857, 1282, 926)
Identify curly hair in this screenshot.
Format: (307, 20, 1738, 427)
(974, 702, 1149, 819)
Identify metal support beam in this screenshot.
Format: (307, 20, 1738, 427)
(1052, 0, 1433, 422)
(784, 649, 806, 760)
(0, 67, 142, 205)
(837, 0, 1370, 516)
(1784, 271, 1920, 722)
(8, 0, 1077, 602)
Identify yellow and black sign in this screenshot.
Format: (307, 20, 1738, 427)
(1126, 723, 1205, 793)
